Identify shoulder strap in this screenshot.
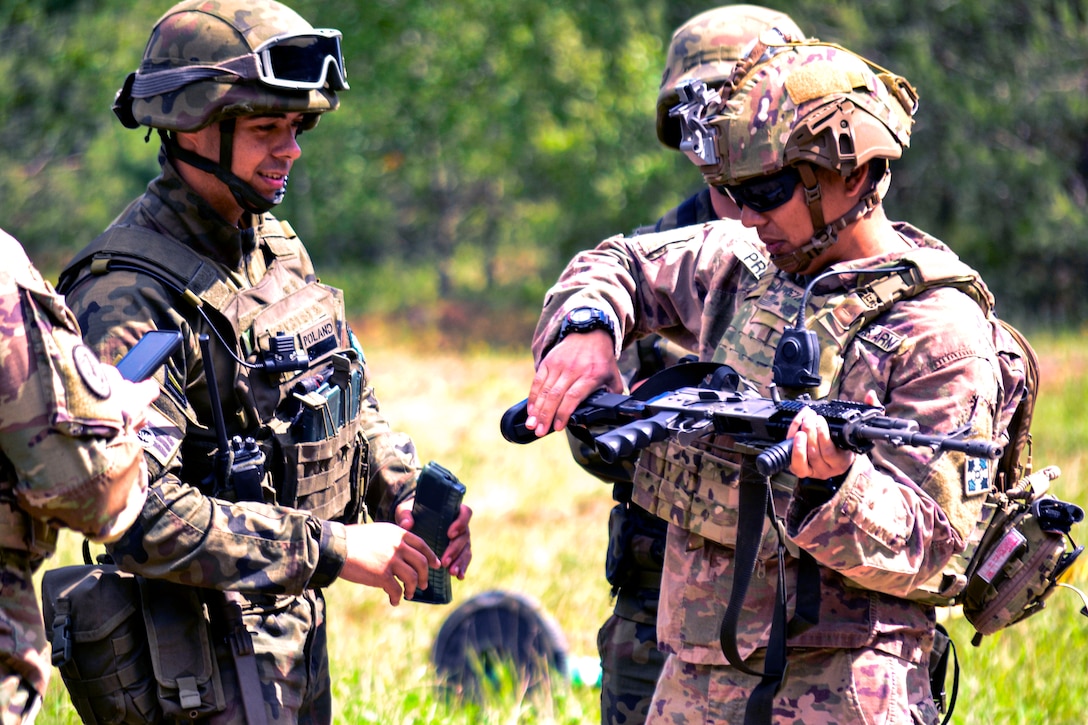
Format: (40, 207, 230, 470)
(993, 319, 1039, 489)
(58, 225, 239, 312)
(806, 248, 993, 398)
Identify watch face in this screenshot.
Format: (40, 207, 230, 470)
(569, 308, 594, 324)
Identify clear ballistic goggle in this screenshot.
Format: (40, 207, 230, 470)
(130, 29, 348, 99)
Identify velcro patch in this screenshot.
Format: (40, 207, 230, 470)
(856, 324, 904, 353)
(964, 457, 991, 497)
(734, 238, 770, 279)
(785, 61, 854, 105)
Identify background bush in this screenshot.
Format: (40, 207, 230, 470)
(2, 0, 1087, 328)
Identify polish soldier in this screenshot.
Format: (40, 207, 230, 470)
(56, 2, 472, 722)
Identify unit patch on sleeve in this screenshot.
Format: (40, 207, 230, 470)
(964, 457, 991, 497)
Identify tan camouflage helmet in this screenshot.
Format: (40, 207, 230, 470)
(711, 40, 918, 186)
(113, 0, 348, 132)
(656, 5, 804, 149)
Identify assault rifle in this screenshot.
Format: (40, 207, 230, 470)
(501, 364, 1003, 476)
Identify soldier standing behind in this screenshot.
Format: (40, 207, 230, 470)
(0, 229, 158, 724)
(585, 8, 803, 725)
(56, 1, 471, 723)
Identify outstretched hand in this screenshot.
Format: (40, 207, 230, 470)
(338, 522, 440, 606)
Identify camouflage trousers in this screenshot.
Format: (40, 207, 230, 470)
(0, 552, 45, 725)
(203, 587, 331, 724)
(597, 589, 666, 725)
(0, 675, 39, 725)
(648, 646, 940, 725)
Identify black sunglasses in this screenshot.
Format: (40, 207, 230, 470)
(718, 166, 802, 213)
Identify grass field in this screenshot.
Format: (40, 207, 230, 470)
(38, 325, 1088, 724)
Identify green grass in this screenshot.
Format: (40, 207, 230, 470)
(38, 329, 1088, 724)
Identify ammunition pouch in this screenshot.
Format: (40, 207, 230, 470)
(604, 500, 667, 595)
(42, 564, 227, 723)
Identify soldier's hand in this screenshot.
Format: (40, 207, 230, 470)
(786, 391, 880, 480)
(395, 501, 473, 580)
(102, 365, 160, 430)
(443, 504, 472, 579)
(526, 330, 622, 436)
(338, 522, 440, 606)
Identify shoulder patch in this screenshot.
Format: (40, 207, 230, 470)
(73, 344, 112, 399)
(856, 324, 905, 353)
(636, 227, 701, 260)
(137, 407, 184, 468)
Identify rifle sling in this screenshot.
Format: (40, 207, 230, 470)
(222, 591, 270, 725)
(720, 456, 821, 725)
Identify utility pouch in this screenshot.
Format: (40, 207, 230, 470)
(961, 477, 1084, 642)
(41, 564, 162, 724)
(138, 578, 226, 720)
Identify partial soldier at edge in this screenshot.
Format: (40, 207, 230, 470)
(0, 229, 158, 725)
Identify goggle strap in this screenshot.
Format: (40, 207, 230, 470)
(130, 56, 259, 98)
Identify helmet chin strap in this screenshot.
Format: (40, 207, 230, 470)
(769, 164, 881, 275)
(159, 121, 285, 216)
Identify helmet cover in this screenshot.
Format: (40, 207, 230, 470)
(115, 0, 344, 132)
(708, 41, 918, 186)
(656, 5, 804, 148)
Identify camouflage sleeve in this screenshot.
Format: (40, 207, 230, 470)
(786, 287, 1000, 598)
(0, 235, 147, 542)
(65, 267, 342, 593)
(531, 221, 740, 365)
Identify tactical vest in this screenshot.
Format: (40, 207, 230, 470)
(59, 220, 367, 523)
(632, 242, 1017, 602)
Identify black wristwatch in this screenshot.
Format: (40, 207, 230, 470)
(557, 307, 615, 342)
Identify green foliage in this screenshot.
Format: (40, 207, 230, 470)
(3, 0, 1088, 322)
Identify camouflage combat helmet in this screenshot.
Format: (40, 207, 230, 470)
(691, 40, 918, 271)
(655, 5, 804, 149)
(113, 0, 349, 214)
(114, 0, 347, 133)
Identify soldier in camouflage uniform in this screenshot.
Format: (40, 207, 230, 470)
(0, 230, 158, 724)
(526, 40, 1019, 725)
(586, 8, 804, 725)
(55, 2, 471, 723)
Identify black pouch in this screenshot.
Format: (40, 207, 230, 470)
(42, 564, 162, 724)
(604, 503, 634, 590)
(139, 578, 226, 720)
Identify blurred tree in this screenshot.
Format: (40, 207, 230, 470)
(1, 0, 1085, 326)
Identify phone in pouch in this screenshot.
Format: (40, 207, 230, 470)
(116, 330, 183, 381)
(410, 461, 466, 605)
